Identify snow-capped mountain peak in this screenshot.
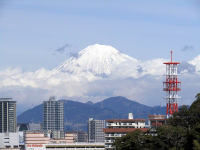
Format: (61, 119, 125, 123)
(54, 44, 138, 76)
(54, 44, 199, 80)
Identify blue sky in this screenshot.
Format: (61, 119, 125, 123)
(1, 0, 200, 71)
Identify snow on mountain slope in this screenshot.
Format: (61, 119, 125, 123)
(54, 44, 198, 80)
(54, 44, 140, 78)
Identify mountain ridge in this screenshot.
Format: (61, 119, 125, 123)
(17, 96, 165, 131)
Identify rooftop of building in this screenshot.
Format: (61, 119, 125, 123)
(163, 62, 180, 65)
(106, 119, 145, 122)
(148, 115, 165, 117)
(24, 130, 46, 133)
(148, 115, 166, 120)
(46, 142, 105, 148)
(0, 98, 14, 101)
(149, 118, 167, 121)
(103, 128, 148, 133)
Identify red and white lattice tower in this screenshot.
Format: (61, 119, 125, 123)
(163, 51, 181, 117)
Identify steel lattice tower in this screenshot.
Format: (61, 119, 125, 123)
(163, 51, 181, 117)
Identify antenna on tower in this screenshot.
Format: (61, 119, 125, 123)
(171, 50, 173, 62)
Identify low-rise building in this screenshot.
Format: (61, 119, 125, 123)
(65, 132, 78, 143)
(148, 115, 167, 136)
(148, 115, 167, 128)
(17, 123, 29, 149)
(24, 130, 102, 150)
(25, 131, 50, 148)
(77, 131, 88, 142)
(0, 132, 19, 149)
(103, 113, 148, 150)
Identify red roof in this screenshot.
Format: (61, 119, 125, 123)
(149, 119, 167, 121)
(148, 115, 165, 117)
(106, 119, 145, 122)
(163, 62, 180, 65)
(103, 128, 148, 133)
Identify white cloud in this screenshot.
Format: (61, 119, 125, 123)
(141, 58, 167, 76)
(0, 64, 199, 114)
(189, 54, 200, 72)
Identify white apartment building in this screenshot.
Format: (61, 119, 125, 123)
(103, 113, 147, 150)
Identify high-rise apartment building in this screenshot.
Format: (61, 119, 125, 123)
(0, 98, 19, 149)
(0, 98, 17, 133)
(43, 97, 64, 139)
(88, 118, 105, 143)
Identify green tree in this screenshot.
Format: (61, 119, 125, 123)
(184, 93, 200, 149)
(156, 126, 187, 150)
(167, 105, 190, 128)
(113, 130, 147, 150)
(189, 93, 200, 128)
(185, 123, 200, 150)
(193, 140, 200, 150)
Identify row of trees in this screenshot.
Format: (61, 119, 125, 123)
(113, 93, 200, 150)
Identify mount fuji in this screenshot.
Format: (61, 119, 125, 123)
(54, 44, 139, 78)
(53, 44, 198, 80)
(53, 44, 171, 79)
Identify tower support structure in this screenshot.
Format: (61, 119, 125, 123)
(163, 51, 181, 117)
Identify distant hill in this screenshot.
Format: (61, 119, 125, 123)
(94, 96, 165, 119)
(18, 96, 165, 131)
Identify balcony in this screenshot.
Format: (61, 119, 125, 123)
(105, 140, 114, 143)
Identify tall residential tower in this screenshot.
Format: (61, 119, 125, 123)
(88, 118, 105, 143)
(43, 97, 64, 139)
(0, 98, 17, 133)
(0, 98, 19, 149)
